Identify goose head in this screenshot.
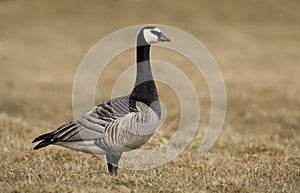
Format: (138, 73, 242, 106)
(137, 26, 170, 45)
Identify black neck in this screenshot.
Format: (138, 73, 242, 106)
(137, 45, 150, 63)
(134, 45, 153, 87)
(130, 44, 160, 116)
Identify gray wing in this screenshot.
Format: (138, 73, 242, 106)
(59, 96, 137, 142)
(33, 96, 137, 150)
(94, 101, 160, 152)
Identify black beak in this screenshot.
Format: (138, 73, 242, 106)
(159, 33, 171, 42)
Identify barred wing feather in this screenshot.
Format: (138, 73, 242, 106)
(33, 96, 159, 154)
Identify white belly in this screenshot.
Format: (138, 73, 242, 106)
(55, 141, 107, 155)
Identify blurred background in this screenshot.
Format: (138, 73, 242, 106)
(1, 0, 299, 136)
(0, 0, 299, 191)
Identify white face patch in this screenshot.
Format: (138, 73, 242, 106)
(143, 27, 161, 44)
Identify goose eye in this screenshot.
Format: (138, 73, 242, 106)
(150, 30, 161, 38)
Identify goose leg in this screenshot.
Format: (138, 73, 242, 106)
(106, 153, 122, 175)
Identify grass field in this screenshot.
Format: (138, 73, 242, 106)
(1, 0, 300, 192)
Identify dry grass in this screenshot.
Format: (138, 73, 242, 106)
(1, 0, 300, 192)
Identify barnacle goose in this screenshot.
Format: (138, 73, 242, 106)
(33, 26, 170, 174)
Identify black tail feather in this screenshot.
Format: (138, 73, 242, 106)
(32, 132, 53, 143)
(32, 121, 78, 150)
(32, 132, 55, 150)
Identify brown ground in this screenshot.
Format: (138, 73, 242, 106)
(0, 0, 299, 192)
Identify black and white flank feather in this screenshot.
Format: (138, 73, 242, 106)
(32, 26, 170, 174)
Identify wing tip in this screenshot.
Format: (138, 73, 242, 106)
(33, 141, 51, 150)
(32, 133, 52, 142)
(32, 132, 55, 150)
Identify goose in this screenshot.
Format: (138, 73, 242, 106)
(32, 26, 170, 174)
